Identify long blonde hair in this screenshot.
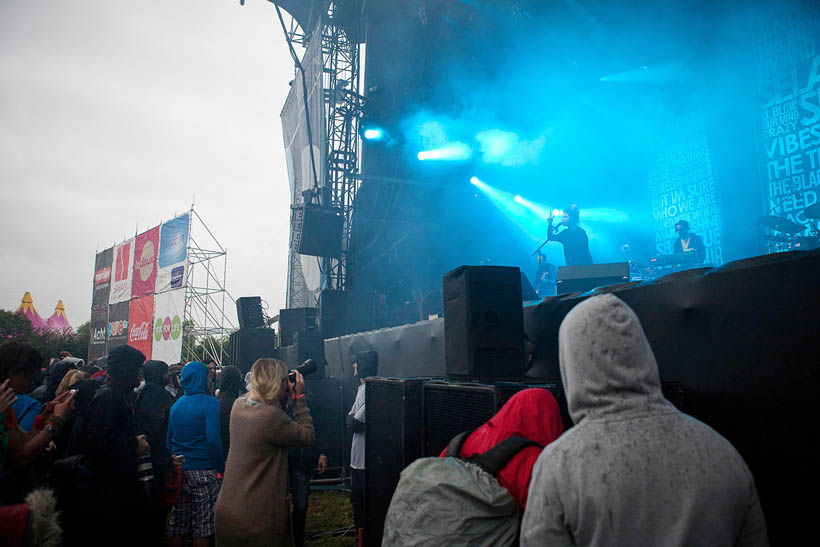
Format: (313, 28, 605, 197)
(55, 369, 88, 396)
(248, 358, 288, 405)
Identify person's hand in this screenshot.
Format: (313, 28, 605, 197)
(317, 454, 328, 475)
(136, 434, 151, 456)
(51, 390, 77, 419)
(45, 441, 57, 453)
(0, 379, 17, 413)
(288, 370, 305, 398)
(41, 390, 73, 420)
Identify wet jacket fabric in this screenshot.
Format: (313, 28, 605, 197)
(439, 388, 564, 510)
(215, 396, 314, 547)
(521, 294, 768, 547)
(166, 362, 224, 473)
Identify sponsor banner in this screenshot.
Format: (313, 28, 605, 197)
(128, 295, 154, 359)
(88, 307, 109, 360)
(107, 301, 130, 350)
(109, 239, 135, 304)
(152, 289, 185, 364)
(92, 247, 113, 310)
(131, 226, 160, 299)
(156, 214, 190, 293)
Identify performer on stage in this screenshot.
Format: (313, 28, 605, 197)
(548, 204, 593, 266)
(673, 219, 705, 263)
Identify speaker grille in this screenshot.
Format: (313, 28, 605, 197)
(423, 383, 500, 456)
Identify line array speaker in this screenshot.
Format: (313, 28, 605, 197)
(235, 296, 264, 330)
(291, 204, 344, 258)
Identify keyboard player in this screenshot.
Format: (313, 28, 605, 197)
(673, 219, 705, 264)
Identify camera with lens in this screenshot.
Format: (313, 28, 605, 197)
(288, 358, 317, 383)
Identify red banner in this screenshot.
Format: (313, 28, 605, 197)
(131, 226, 160, 298)
(128, 295, 154, 359)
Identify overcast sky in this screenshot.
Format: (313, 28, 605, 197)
(0, 0, 296, 327)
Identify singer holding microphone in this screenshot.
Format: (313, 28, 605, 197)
(214, 359, 314, 547)
(548, 204, 593, 266)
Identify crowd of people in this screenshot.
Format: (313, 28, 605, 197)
(1, 293, 769, 546)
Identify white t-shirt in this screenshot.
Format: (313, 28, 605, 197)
(349, 383, 366, 470)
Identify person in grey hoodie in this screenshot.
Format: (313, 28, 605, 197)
(521, 294, 768, 547)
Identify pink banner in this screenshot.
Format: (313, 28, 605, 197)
(131, 226, 160, 299)
(128, 295, 154, 359)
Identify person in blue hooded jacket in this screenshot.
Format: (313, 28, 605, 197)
(167, 361, 225, 547)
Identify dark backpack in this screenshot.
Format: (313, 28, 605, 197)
(382, 431, 539, 547)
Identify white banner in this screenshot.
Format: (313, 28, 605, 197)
(152, 288, 185, 365)
(109, 238, 135, 304)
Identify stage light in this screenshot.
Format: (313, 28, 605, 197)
(364, 128, 385, 140)
(514, 195, 523, 203)
(417, 142, 472, 161)
(470, 176, 480, 185)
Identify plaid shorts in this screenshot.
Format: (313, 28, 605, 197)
(169, 469, 220, 538)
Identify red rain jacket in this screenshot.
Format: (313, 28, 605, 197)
(439, 388, 564, 511)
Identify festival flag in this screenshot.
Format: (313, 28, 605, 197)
(128, 295, 155, 359)
(109, 239, 135, 304)
(152, 289, 185, 364)
(156, 214, 190, 294)
(131, 226, 160, 299)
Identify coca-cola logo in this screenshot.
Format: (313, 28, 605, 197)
(136, 241, 156, 282)
(95, 267, 111, 286)
(108, 319, 128, 338)
(130, 320, 151, 342)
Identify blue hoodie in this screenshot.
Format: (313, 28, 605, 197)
(166, 362, 225, 472)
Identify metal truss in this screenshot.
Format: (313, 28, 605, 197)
(321, 1, 364, 291)
(182, 207, 236, 364)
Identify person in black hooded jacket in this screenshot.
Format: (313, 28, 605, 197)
(216, 365, 242, 459)
(135, 360, 173, 478)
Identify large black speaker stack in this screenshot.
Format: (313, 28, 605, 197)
(306, 377, 345, 473)
(279, 307, 318, 347)
(235, 296, 264, 329)
(443, 265, 526, 379)
(229, 328, 276, 375)
(291, 204, 344, 258)
(364, 378, 425, 547)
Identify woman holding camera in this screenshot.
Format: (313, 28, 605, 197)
(214, 358, 314, 547)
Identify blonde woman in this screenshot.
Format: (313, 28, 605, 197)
(214, 359, 314, 547)
(55, 369, 88, 397)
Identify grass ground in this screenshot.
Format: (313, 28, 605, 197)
(305, 490, 356, 547)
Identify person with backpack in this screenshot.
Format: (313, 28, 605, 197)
(521, 294, 768, 546)
(382, 388, 564, 546)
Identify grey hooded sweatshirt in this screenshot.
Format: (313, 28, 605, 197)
(521, 294, 767, 547)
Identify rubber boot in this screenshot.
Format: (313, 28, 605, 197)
(357, 528, 365, 547)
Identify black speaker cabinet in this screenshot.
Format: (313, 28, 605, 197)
(319, 289, 348, 339)
(305, 377, 344, 472)
(229, 328, 276, 375)
(276, 330, 326, 370)
(443, 265, 526, 379)
(556, 262, 629, 294)
(235, 296, 264, 329)
(364, 377, 425, 547)
(279, 307, 318, 347)
(291, 204, 344, 258)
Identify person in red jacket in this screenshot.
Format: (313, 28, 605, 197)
(440, 388, 564, 510)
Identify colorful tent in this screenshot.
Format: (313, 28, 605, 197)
(15, 292, 46, 331)
(47, 300, 73, 333)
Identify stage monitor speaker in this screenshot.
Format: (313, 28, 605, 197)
(229, 328, 276, 375)
(364, 378, 425, 547)
(235, 296, 264, 330)
(276, 329, 326, 370)
(279, 307, 317, 347)
(520, 271, 539, 301)
(291, 204, 344, 258)
(556, 262, 630, 294)
(319, 289, 348, 339)
(443, 265, 525, 379)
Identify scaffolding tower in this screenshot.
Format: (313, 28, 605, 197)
(183, 207, 236, 364)
(278, 1, 364, 302)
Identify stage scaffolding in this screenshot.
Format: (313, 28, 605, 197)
(182, 207, 236, 364)
(276, 1, 364, 303)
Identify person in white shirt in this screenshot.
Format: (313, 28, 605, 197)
(347, 350, 378, 545)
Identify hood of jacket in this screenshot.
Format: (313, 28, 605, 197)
(180, 361, 208, 396)
(558, 294, 672, 424)
(479, 388, 564, 448)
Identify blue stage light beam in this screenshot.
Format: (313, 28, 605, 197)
(363, 127, 385, 140)
(417, 142, 473, 161)
(475, 129, 547, 166)
(600, 62, 691, 84)
(469, 177, 546, 241)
